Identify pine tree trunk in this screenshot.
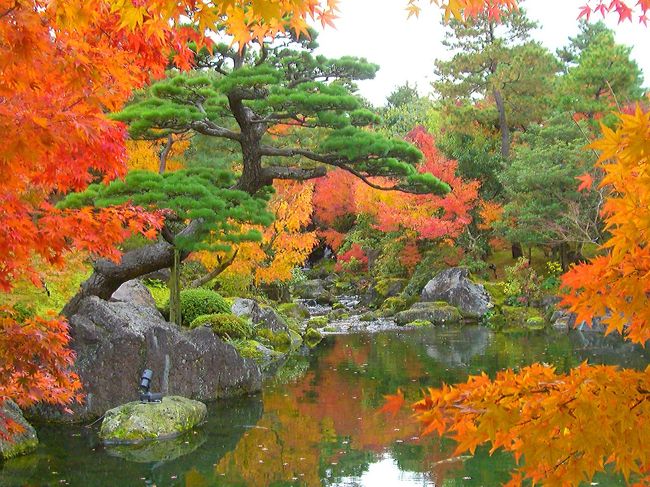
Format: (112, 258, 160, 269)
(168, 248, 181, 325)
(62, 221, 200, 318)
(493, 89, 510, 159)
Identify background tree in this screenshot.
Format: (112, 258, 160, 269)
(555, 21, 644, 121)
(498, 113, 601, 268)
(433, 7, 558, 159)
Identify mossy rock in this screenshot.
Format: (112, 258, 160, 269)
(0, 401, 38, 460)
(277, 302, 310, 320)
(190, 313, 252, 339)
(323, 326, 337, 333)
(394, 302, 462, 326)
(256, 328, 292, 351)
(407, 319, 434, 327)
(328, 308, 347, 320)
(374, 278, 408, 299)
(99, 396, 207, 444)
(502, 306, 545, 328)
(308, 316, 329, 328)
(304, 327, 323, 346)
(379, 296, 410, 316)
(359, 311, 378, 322)
(289, 329, 303, 348)
(234, 339, 283, 365)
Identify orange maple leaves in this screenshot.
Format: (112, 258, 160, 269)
(562, 106, 650, 345)
(412, 363, 650, 486)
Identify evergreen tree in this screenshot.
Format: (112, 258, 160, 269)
(64, 31, 450, 313)
(498, 113, 600, 267)
(433, 7, 559, 159)
(60, 168, 273, 319)
(555, 22, 644, 120)
(114, 32, 448, 196)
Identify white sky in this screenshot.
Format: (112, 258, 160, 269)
(311, 0, 650, 106)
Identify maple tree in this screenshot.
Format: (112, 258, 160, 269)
(197, 180, 318, 287)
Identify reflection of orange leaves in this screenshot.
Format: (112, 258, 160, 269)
(380, 389, 405, 417)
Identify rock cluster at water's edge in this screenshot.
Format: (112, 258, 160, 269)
(421, 267, 492, 319)
(100, 396, 207, 444)
(32, 295, 261, 422)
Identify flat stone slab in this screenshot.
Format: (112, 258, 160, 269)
(99, 396, 207, 444)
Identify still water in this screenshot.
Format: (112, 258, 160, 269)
(2, 326, 648, 486)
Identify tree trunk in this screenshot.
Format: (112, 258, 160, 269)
(493, 88, 510, 159)
(511, 242, 523, 260)
(189, 249, 238, 288)
(168, 248, 181, 325)
(62, 221, 200, 318)
(158, 134, 173, 174)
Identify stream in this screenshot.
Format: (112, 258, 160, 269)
(1, 326, 648, 486)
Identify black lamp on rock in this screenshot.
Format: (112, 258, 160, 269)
(139, 369, 164, 403)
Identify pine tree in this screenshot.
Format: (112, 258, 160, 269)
(434, 7, 559, 159)
(64, 32, 450, 314)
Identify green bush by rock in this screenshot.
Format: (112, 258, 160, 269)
(165, 288, 230, 326)
(190, 313, 252, 339)
(99, 396, 207, 444)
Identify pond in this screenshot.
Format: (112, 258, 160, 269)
(1, 326, 648, 486)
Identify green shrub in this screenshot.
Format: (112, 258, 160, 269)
(190, 313, 252, 339)
(165, 288, 230, 327)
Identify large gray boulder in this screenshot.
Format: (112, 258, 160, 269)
(111, 279, 158, 310)
(34, 296, 261, 422)
(0, 400, 38, 460)
(421, 267, 492, 319)
(231, 298, 289, 333)
(100, 396, 207, 444)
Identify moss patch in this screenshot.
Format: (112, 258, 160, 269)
(256, 328, 292, 351)
(190, 313, 252, 339)
(308, 316, 329, 328)
(277, 302, 310, 320)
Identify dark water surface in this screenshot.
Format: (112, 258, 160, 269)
(2, 327, 648, 486)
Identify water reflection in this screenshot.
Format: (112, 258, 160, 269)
(1, 327, 647, 486)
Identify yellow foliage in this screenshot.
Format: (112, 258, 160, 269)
(126, 137, 188, 173)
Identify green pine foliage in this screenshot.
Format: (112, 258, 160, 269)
(59, 167, 273, 253)
(111, 32, 449, 196)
